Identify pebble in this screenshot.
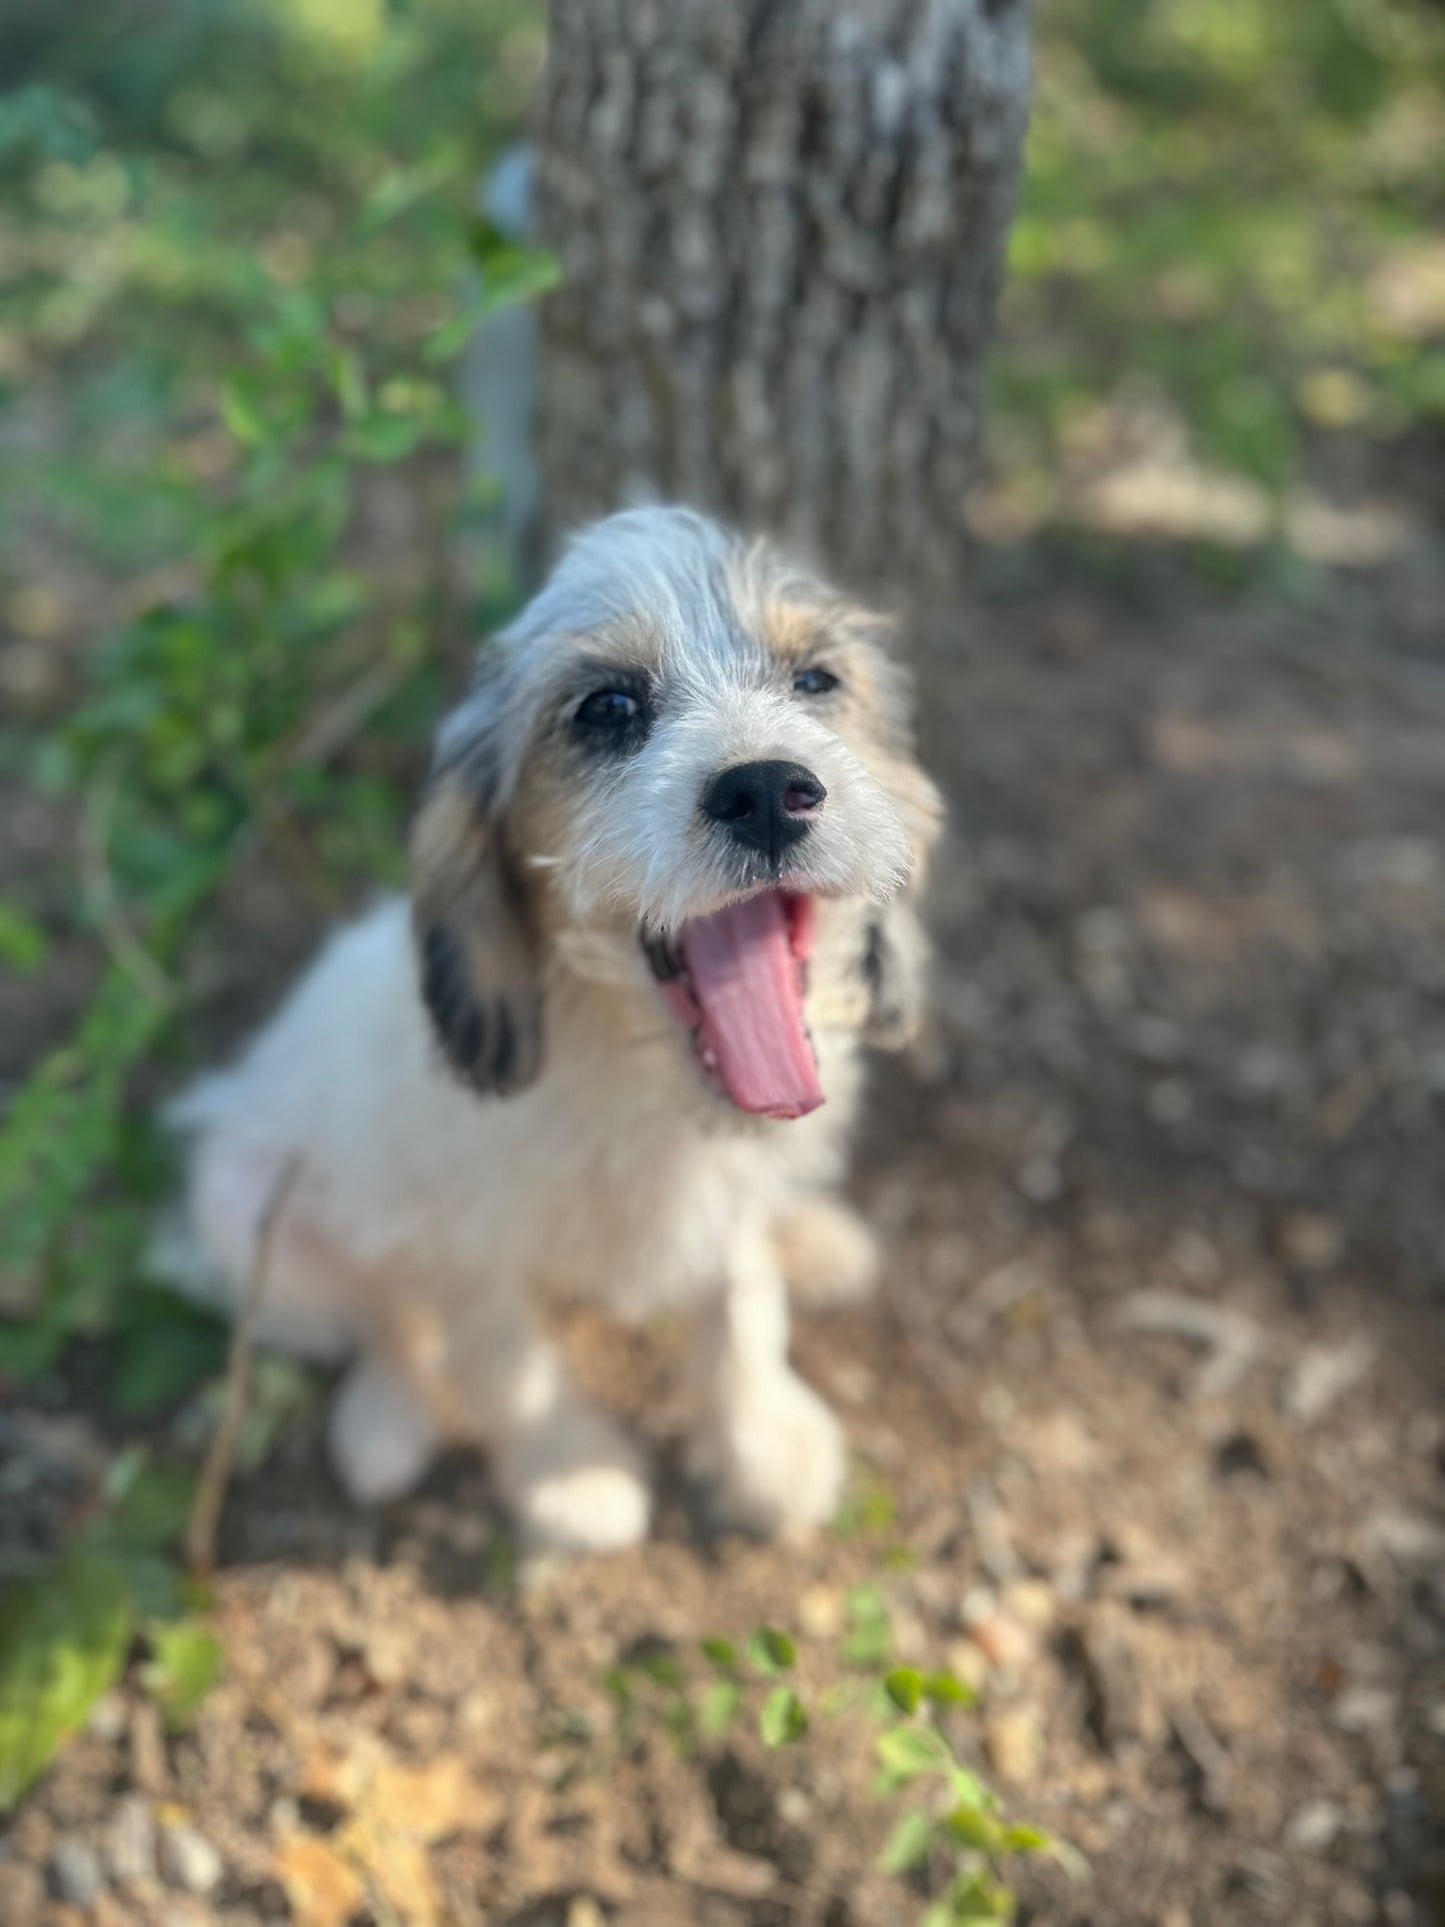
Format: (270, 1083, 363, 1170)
(943, 1637, 991, 1695)
(1279, 1212, 1346, 1272)
(798, 1586, 844, 1641)
(86, 1691, 129, 1743)
(777, 1787, 812, 1826)
(1331, 1685, 1399, 1734)
(1374, 1506, 1445, 1568)
(1284, 1799, 1343, 1853)
(105, 1793, 157, 1887)
(984, 1706, 1042, 1787)
(1332, 1884, 1378, 1923)
(964, 1610, 1034, 1671)
(52, 1838, 105, 1909)
(1001, 1578, 1057, 1631)
(1282, 1337, 1376, 1423)
(159, 1823, 223, 1895)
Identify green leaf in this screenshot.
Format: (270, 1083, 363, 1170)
(220, 377, 266, 445)
(746, 1626, 796, 1676)
(101, 1461, 197, 1554)
(945, 1804, 1005, 1854)
(946, 1762, 994, 1814)
(109, 1293, 227, 1415)
(0, 1317, 63, 1382)
(1000, 1823, 1050, 1854)
(0, 905, 46, 972)
(1044, 1834, 1090, 1882)
(758, 1685, 807, 1748)
(0, 85, 98, 166)
(140, 1620, 221, 1732)
(700, 1636, 738, 1673)
(111, 1553, 186, 1624)
(602, 1666, 633, 1710)
(884, 1666, 923, 1714)
(875, 1722, 953, 1788)
(236, 1354, 314, 1473)
(343, 413, 428, 463)
(0, 1551, 133, 1809)
(698, 1679, 742, 1742)
(635, 1648, 686, 1690)
(878, 1807, 936, 1876)
(842, 1584, 892, 1667)
(942, 1871, 1015, 1923)
(923, 1669, 977, 1708)
(832, 1472, 897, 1540)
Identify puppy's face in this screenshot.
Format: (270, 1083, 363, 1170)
(412, 509, 940, 1120)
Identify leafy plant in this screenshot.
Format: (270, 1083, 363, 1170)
(597, 1595, 1074, 1924)
(987, 0, 1445, 554)
(0, 1451, 214, 1808)
(0, 1, 549, 1405)
(0, 2, 550, 1811)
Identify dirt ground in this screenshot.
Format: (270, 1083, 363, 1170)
(3, 521, 1445, 1925)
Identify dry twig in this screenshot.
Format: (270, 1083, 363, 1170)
(186, 1158, 302, 1578)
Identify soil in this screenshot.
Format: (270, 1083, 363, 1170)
(2, 520, 1445, 1926)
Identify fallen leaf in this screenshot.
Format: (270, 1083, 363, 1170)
(275, 1834, 366, 1927)
(290, 1738, 501, 1926)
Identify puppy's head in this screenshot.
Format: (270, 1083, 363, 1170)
(411, 507, 941, 1118)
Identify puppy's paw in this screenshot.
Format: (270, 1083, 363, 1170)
(693, 1370, 846, 1541)
(772, 1198, 880, 1308)
(495, 1406, 651, 1555)
(328, 1358, 439, 1505)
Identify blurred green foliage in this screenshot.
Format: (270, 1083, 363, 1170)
(0, 1448, 215, 1807)
(0, 0, 547, 1789)
(991, 0, 1445, 527)
(598, 1601, 1067, 1925)
(0, 0, 547, 1390)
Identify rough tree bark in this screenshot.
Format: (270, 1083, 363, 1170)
(534, 0, 1030, 598)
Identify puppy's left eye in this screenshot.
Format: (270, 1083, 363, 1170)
(575, 689, 640, 729)
(793, 665, 840, 697)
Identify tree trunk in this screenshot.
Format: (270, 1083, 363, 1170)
(534, 0, 1030, 599)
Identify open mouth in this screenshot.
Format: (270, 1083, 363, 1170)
(642, 891, 824, 1120)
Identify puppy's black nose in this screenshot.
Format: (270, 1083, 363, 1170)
(701, 760, 826, 864)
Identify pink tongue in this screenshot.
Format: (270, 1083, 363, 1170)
(680, 894, 824, 1120)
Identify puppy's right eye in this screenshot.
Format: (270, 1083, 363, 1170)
(575, 689, 640, 730)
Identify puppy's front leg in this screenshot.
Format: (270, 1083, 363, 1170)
(429, 1301, 651, 1556)
(689, 1216, 847, 1540)
(334, 1294, 652, 1555)
(487, 1332, 653, 1556)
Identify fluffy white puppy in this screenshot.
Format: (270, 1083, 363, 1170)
(165, 507, 941, 1553)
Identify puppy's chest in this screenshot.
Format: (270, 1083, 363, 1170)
(523, 1118, 775, 1316)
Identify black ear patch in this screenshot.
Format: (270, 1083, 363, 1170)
(410, 770, 546, 1100)
(417, 920, 543, 1097)
(419, 923, 483, 1077)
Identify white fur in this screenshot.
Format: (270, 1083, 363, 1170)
(162, 508, 934, 1552)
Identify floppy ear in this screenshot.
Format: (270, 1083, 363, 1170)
(409, 760, 545, 1097)
(862, 899, 931, 1050)
(863, 759, 944, 1052)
